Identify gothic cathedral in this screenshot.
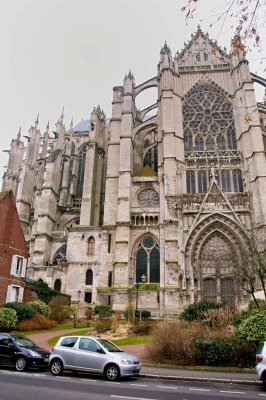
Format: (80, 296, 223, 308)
(3, 28, 266, 314)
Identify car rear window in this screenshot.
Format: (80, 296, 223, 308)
(60, 337, 78, 348)
(257, 343, 266, 355)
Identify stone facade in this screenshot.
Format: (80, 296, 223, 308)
(2, 28, 266, 314)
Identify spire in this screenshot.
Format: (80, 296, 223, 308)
(61, 106, 64, 119)
(56, 106, 65, 126)
(45, 121, 49, 134)
(70, 117, 73, 130)
(124, 70, 135, 83)
(160, 41, 171, 55)
(17, 126, 21, 141)
(35, 113, 39, 128)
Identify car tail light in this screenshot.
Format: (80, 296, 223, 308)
(256, 355, 264, 363)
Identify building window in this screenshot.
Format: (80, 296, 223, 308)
(54, 279, 61, 292)
(108, 234, 112, 253)
(87, 237, 95, 255)
(108, 271, 113, 287)
(53, 245, 67, 265)
(203, 278, 216, 301)
(86, 269, 93, 285)
(186, 171, 196, 193)
(85, 292, 92, 303)
(135, 235, 160, 283)
(233, 169, 243, 192)
(76, 144, 87, 198)
(7, 285, 24, 303)
(198, 170, 207, 193)
(11, 255, 27, 277)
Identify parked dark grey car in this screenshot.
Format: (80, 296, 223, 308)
(49, 335, 141, 380)
(0, 333, 50, 371)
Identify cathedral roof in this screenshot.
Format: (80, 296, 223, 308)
(73, 119, 92, 132)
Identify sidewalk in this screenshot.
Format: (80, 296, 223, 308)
(28, 329, 259, 386)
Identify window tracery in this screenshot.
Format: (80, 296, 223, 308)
(183, 82, 243, 194)
(136, 236, 160, 283)
(138, 189, 159, 207)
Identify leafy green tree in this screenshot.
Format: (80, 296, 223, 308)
(0, 308, 17, 331)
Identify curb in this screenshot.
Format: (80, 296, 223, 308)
(139, 373, 261, 386)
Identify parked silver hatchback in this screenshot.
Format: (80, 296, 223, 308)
(256, 341, 266, 387)
(49, 335, 141, 380)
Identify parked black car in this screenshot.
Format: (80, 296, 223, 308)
(0, 333, 50, 371)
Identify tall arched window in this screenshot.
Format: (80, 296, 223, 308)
(88, 237, 95, 255)
(136, 236, 160, 283)
(76, 144, 87, 198)
(67, 158, 74, 194)
(53, 245, 67, 265)
(54, 279, 61, 292)
(86, 269, 93, 285)
(183, 82, 244, 194)
(198, 170, 207, 193)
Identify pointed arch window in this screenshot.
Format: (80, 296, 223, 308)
(184, 129, 193, 150)
(220, 170, 231, 192)
(76, 144, 87, 198)
(86, 269, 93, 285)
(198, 170, 207, 193)
(195, 134, 204, 150)
(233, 169, 243, 192)
(88, 237, 95, 255)
(186, 171, 196, 193)
(54, 279, 61, 292)
(227, 127, 237, 149)
(136, 236, 160, 283)
(53, 245, 67, 265)
(67, 158, 74, 194)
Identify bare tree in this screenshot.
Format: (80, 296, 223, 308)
(181, 0, 265, 53)
(232, 228, 266, 307)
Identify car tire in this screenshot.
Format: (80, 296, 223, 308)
(15, 357, 27, 372)
(262, 375, 266, 388)
(50, 359, 63, 376)
(105, 364, 120, 381)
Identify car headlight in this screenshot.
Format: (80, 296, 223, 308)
(120, 358, 133, 365)
(28, 350, 42, 358)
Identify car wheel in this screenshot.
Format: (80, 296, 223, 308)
(15, 357, 27, 372)
(263, 375, 266, 388)
(105, 364, 120, 381)
(50, 359, 63, 376)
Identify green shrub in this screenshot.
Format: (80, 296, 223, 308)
(28, 280, 57, 304)
(94, 304, 113, 318)
(231, 310, 250, 327)
(3, 302, 35, 322)
(180, 301, 223, 322)
(194, 339, 234, 366)
(248, 299, 266, 311)
(30, 300, 50, 316)
(140, 310, 151, 320)
(95, 318, 112, 333)
(49, 296, 72, 322)
(232, 339, 257, 368)
(0, 308, 17, 331)
(236, 309, 266, 342)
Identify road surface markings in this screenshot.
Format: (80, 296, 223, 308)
(110, 396, 156, 400)
(220, 391, 246, 395)
(189, 388, 211, 392)
(105, 381, 121, 384)
(157, 385, 179, 389)
(130, 384, 148, 387)
(258, 394, 266, 396)
(79, 378, 97, 382)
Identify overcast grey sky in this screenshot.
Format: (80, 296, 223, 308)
(0, 0, 265, 180)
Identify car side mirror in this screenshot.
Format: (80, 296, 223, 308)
(97, 348, 105, 354)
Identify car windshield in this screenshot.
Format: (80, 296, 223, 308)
(13, 336, 37, 349)
(97, 339, 123, 352)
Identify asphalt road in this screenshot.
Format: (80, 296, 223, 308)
(0, 369, 265, 400)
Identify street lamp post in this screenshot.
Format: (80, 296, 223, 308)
(135, 274, 146, 320)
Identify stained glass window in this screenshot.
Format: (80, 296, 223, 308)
(198, 170, 207, 193)
(136, 236, 160, 283)
(187, 171, 196, 193)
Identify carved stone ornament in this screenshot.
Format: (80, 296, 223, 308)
(138, 189, 159, 207)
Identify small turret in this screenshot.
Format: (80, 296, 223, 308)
(124, 70, 135, 94)
(158, 41, 173, 73)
